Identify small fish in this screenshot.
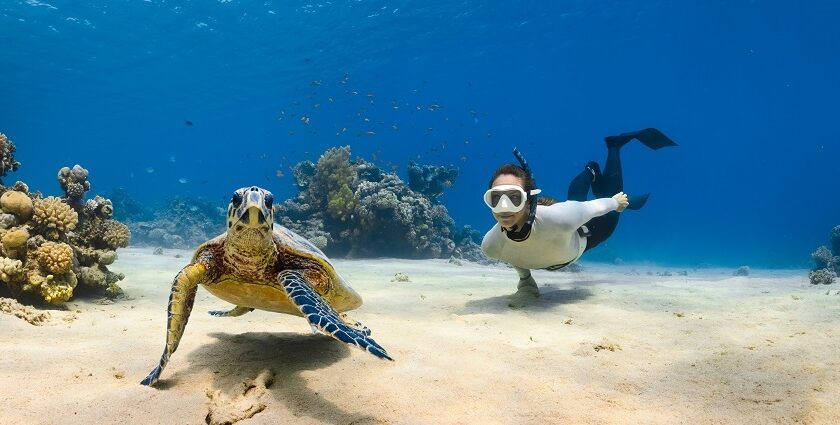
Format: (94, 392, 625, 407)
(146, 167, 155, 173)
(328, 97, 334, 103)
(460, 155, 468, 162)
(169, 156, 176, 163)
(364, 117, 370, 123)
(189, 206, 198, 212)
(314, 103, 320, 108)
(351, 91, 358, 95)
(178, 177, 189, 184)
(310, 80, 322, 86)
(276, 169, 285, 178)
(391, 124, 399, 131)
(185, 120, 194, 126)
(300, 116, 310, 125)
(366, 131, 376, 136)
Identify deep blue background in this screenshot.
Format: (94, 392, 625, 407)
(2, 0, 838, 267)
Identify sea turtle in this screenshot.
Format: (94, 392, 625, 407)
(141, 186, 391, 386)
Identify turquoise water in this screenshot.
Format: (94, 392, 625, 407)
(2, 0, 838, 267)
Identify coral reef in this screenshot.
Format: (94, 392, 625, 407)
(32, 196, 78, 240)
(126, 196, 225, 249)
(0, 133, 21, 185)
(275, 146, 487, 262)
(57, 165, 90, 205)
(407, 162, 458, 200)
(108, 187, 151, 222)
(809, 268, 836, 285)
(809, 225, 840, 285)
(0, 190, 33, 221)
(0, 133, 130, 304)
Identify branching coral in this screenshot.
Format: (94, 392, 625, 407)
(102, 220, 131, 249)
(36, 241, 74, 274)
(0, 256, 23, 282)
(32, 196, 78, 238)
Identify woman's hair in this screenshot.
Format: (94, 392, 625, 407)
(488, 164, 557, 206)
(488, 164, 536, 191)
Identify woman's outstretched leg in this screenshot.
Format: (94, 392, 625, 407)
(566, 161, 600, 202)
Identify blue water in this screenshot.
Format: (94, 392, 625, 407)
(2, 0, 838, 268)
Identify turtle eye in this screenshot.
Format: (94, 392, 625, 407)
(264, 193, 273, 209)
(232, 192, 244, 208)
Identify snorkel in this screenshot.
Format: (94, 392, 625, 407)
(513, 147, 539, 229)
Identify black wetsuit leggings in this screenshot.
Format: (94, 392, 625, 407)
(566, 144, 622, 252)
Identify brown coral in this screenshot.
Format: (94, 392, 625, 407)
(1, 226, 29, 259)
(0, 190, 33, 220)
(32, 196, 78, 234)
(36, 241, 74, 274)
(101, 220, 131, 249)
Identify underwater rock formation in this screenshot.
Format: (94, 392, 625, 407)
(0, 133, 21, 185)
(108, 187, 151, 222)
(809, 225, 840, 285)
(0, 138, 130, 304)
(126, 196, 225, 249)
(275, 146, 487, 262)
(407, 162, 458, 200)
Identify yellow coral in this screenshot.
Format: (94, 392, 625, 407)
(37, 241, 74, 274)
(1, 227, 29, 251)
(0, 256, 23, 282)
(40, 281, 74, 304)
(24, 263, 77, 305)
(102, 220, 131, 249)
(32, 196, 78, 233)
(0, 190, 33, 220)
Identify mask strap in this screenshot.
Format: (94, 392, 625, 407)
(512, 147, 538, 227)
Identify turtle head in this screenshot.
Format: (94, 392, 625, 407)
(226, 186, 274, 240)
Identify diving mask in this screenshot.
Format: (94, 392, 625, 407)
(483, 184, 542, 214)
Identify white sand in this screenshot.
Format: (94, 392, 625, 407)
(1, 247, 839, 424)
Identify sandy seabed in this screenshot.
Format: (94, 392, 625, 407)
(1, 247, 839, 425)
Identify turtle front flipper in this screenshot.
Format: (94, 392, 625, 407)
(208, 306, 255, 317)
(141, 261, 210, 386)
(277, 270, 393, 361)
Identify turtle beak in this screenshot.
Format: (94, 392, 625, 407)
(234, 188, 272, 229)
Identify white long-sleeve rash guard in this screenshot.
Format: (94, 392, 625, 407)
(481, 198, 618, 270)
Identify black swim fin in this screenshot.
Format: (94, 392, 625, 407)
(625, 193, 650, 210)
(605, 128, 678, 150)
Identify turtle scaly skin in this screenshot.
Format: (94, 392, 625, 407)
(141, 186, 391, 386)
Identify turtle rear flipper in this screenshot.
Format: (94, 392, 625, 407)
(208, 306, 255, 317)
(278, 270, 392, 361)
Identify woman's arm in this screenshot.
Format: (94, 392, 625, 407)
(542, 197, 620, 230)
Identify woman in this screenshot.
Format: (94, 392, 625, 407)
(481, 128, 677, 296)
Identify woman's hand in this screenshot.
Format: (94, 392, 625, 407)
(612, 192, 629, 212)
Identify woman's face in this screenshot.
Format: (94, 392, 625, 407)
(489, 174, 529, 230)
